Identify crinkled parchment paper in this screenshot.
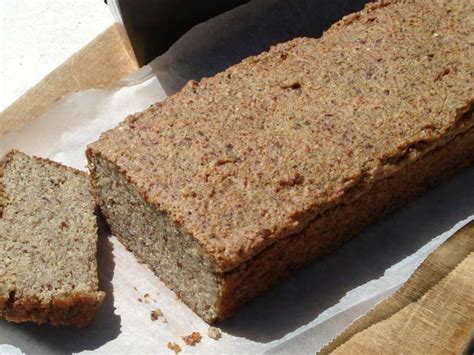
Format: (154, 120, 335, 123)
(1, 0, 473, 353)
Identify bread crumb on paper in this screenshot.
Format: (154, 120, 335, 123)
(167, 342, 181, 354)
(151, 308, 163, 321)
(207, 326, 222, 340)
(182, 332, 202, 346)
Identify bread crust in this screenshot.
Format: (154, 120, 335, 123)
(1, 149, 89, 178)
(214, 122, 474, 322)
(1, 292, 105, 327)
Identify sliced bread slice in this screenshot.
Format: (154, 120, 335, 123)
(0, 150, 104, 327)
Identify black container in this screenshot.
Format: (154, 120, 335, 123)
(117, 0, 249, 65)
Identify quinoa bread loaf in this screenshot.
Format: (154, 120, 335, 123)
(0, 150, 104, 327)
(87, 0, 474, 323)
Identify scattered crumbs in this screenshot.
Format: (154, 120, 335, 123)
(144, 293, 150, 298)
(163, 318, 168, 324)
(207, 327, 222, 340)
(137, 298, 143, 303)
(143, 293, 151, 303)
(182, 332, 202, 346)
(167, 342, 181, 354)
(133, 286, 138, 291)
(151, 308, 163, 321)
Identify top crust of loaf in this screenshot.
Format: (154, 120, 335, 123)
(88, 0, 474, 272)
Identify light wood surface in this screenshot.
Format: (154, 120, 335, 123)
(0, 23, 138, 136)
(321, 222, 474, 354)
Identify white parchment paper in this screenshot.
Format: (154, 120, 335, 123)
(1, 0, 473, 353)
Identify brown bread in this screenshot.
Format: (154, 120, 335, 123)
(0, 150, 104, 327)
(87, 0, 474, 323)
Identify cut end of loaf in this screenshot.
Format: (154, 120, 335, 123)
(0, 150, 104, 327)
(87, 148, 222, 323)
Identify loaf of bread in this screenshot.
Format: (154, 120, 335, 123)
(87, 0, 474, 323)
(0, 150, 104, 327)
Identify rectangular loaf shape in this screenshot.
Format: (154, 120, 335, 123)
(87, 0, 474, 323)
(0, 150, 104, 327)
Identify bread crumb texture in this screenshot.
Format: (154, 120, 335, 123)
(89, 0, 474, 272)
(150, 308, 163, 321)
(167, 342, 182, 354)
(182, 331, 202, 346)
(0, 150, 104, 326)
(207, 326, 222, 340)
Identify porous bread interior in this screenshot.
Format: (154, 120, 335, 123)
(89, 154, 220, 322)
(0, 151, 101, 317)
